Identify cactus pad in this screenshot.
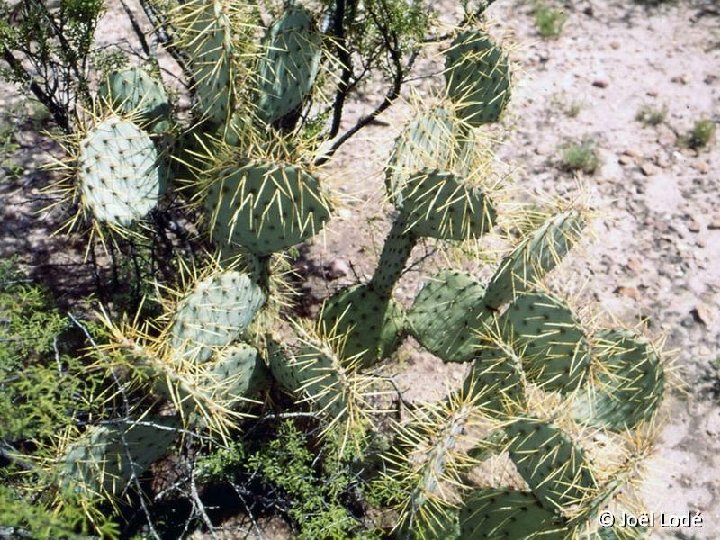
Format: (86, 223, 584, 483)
(78, 116, 160, 226)
(483, 211, 585, 309)
(459, 489, 566, 539)
(257, 6, 321, 125)
(385, 107, 458, 203)
(506, 418, 597, 513)
(170, 271, 265, 363)
(398, 169, 496, 241)
(59, 417, 178, 497)
(463, 346, 526, 416)
(444, 31, 511, 127)
(321, 284, 405, 368)
(180, 0, 235, 125)
(210, 342, 270, 400)
(205, 161, 331, 256)
(98, 67, 170, 127)
(572, 329, 664, 431)
(408, 270, 492, 362)
(501, 292, 591, 393)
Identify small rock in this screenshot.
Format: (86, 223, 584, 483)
(708, 218, 720, 230)
(646, 90, 658, 97)
(655, 154, 672, 168)
(618, 155, 633, 166)
(697, 238, 707, 248)
(693, 161, 709, 174)
(623, 148, 642, 158)
(690, 303, 713, 325)
(626, 258, 643, 273)
(615, 286, 640, 300)
(670, 74, 689, 85)
(705, 74, 718, 85)
(641, 162, 659, 176)
(326, 258, 350, 279)
(688, 220, 701, 233)
(610, 41, 620, 50)
(591, 79, 608, 88)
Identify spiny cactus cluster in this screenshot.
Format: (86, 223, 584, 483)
(17, 0, 668, 537)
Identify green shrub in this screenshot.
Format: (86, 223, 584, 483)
(534, 2, 566, 38)
(635, 104, 667, 126)
(559, 138, 600, 174)
(684, 119, 716, 149)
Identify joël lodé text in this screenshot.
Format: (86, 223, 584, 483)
(616, 511, 703, 528)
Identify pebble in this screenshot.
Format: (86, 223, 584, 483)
(688, 220, 701, 233)
(693, 161, 709, 174)
(592, 79, 609, 88)
(670, 74, 689, 85)
(708, 218, 720, 230)
(615, 286, 640, 300)
(610, 41, 621, 49)
(691, 303, 713, 326)
(618, 155, 632, 166)
(641, 162, 659, 176)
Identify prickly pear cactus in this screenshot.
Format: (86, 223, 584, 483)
(169, 270, 265, 363)
(444, 30, 511, 127)
(398, 169, 496, 240)
(204, 160, 332, 256)
(174, 0, 239, 126)
(257, 6, 322, 127)
(500, 291, 591, 392)
(77, 115, 160, 226)
(98, 67, 170, 128)
(572, 329, 664, 431)
(408, 270, 491, 362)
(320, 284, 405, 368)
(59, 418, 178, 498)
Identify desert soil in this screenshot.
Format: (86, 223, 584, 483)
(1, 0, 718, 538)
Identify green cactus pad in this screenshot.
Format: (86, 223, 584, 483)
(385, 107, 458, 203)
(572, 330, 664, 431)
(210, 342, 270, 400)
(408, 270, 492, 362)
(506, 418, 597, 513)
(170, 271, 265, 363)
(267, 337, 298, 390)
(98, 67, 170, 127)
(463, 346, 526, 416)
(78, 116, 160, 226)
(501, 292, 591, 393)
(444, 31, 511, 127)
(184, 1, 235, 125)
(459, 489, 566, 539)
(398, 169, 496, 241)
(321, 284, 405, 368)
(257, 6, 321, 125)
(59, 417, 178, 497)
(205, 161, 331, 256)
(483, 211, 585, 310)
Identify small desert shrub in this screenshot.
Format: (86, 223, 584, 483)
(683, 119, 716, 150)
(635, 104, 667, 126)
(534, 3, 566, 38)
(559, 139, 600, 174)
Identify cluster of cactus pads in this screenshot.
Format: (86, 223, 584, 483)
(46, 0, 667, 538)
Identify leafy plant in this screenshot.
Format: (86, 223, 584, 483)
(559, 138, 600, 174)
(682, 118, 716, 150)
(635, 104, 667, 126)
(533, 2, 566, 39)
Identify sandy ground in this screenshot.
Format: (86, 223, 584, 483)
(1, 0, 718, 538)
